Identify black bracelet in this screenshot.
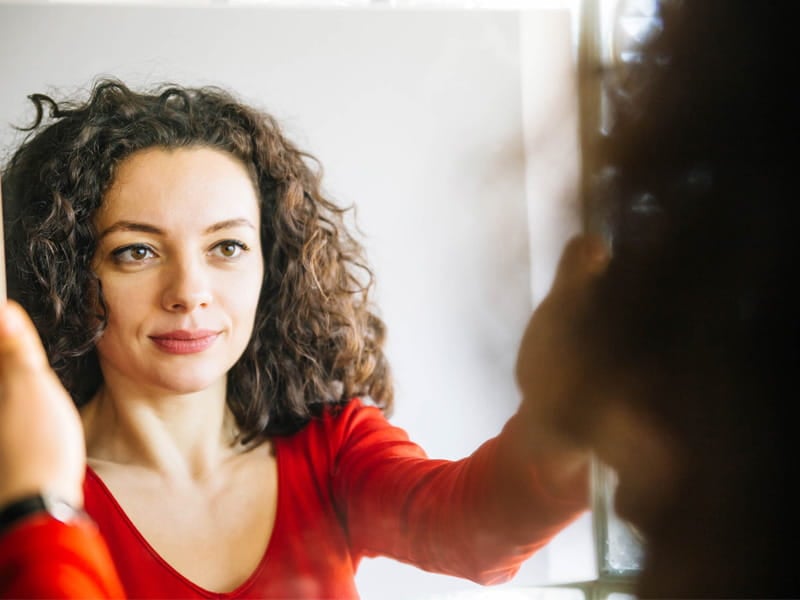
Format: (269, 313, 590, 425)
(0, 494, 88, 536)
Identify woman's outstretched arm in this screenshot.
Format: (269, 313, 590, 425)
(0, 301, 124, 599)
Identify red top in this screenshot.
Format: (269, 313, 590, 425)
(84, 399, 587, 599)
(0, 515, 124, 599)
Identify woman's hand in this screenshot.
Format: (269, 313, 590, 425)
(514, 234, 610, 495)
(0, 301, 86, 508)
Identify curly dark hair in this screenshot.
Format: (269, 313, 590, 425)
(1, 79, 392, 441)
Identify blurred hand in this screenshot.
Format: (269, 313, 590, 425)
(0, 301, 85, 508)
(514, 235, 610, 492)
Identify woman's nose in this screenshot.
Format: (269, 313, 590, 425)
(161, 257, 213, 312)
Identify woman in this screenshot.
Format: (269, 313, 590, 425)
(563, 0, 797, 596)
(1, 81, 592, 598)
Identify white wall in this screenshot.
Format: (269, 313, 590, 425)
(519, 9, 595, 589)
(0, 4, 592, 598)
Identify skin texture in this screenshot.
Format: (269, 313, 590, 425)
(514, 235, 609, 496)
(0, 301, 85, 508)
(90, 146, 264, 399)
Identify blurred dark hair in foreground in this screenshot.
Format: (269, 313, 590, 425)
(578, 1, 797, 596)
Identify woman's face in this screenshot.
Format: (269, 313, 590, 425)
(92, 146, 264, 396)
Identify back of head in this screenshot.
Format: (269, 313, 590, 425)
(581, 1, 797, 595)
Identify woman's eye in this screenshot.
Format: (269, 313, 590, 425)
(111, 244, 155, 264)
(212, 240, 249, 259)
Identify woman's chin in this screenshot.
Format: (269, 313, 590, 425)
(149, 372, 227, 397)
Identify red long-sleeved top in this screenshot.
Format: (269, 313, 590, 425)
(0, 515, 124, 599)
(85, 399, 587, 598)
(0, 399, 587, 599)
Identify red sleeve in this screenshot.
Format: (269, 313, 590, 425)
(329, 401, 589, 585)
(0, 514, 125, 599)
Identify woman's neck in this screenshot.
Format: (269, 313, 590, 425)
(81, 377, 241, 482)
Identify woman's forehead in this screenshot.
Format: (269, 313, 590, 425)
(96, 146, 260, 230)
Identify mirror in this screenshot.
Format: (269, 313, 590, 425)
(0, 2, 595, 598)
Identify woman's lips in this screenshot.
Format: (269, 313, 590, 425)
(149, 330, 219, 354)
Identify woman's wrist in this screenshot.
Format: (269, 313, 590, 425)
(0, 492, 89, 537)
(504, 407, 591, 504)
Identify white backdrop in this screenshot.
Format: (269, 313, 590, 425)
(0, 4, 592, 598)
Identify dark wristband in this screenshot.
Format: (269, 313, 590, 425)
(0, 494, 89, 536)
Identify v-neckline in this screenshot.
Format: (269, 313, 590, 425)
(84, 440, 283, 598)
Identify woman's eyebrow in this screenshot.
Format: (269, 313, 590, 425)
(204, 218, 256, 234)
(96, 221, 163, 240)
(97, 218, 256, 240)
